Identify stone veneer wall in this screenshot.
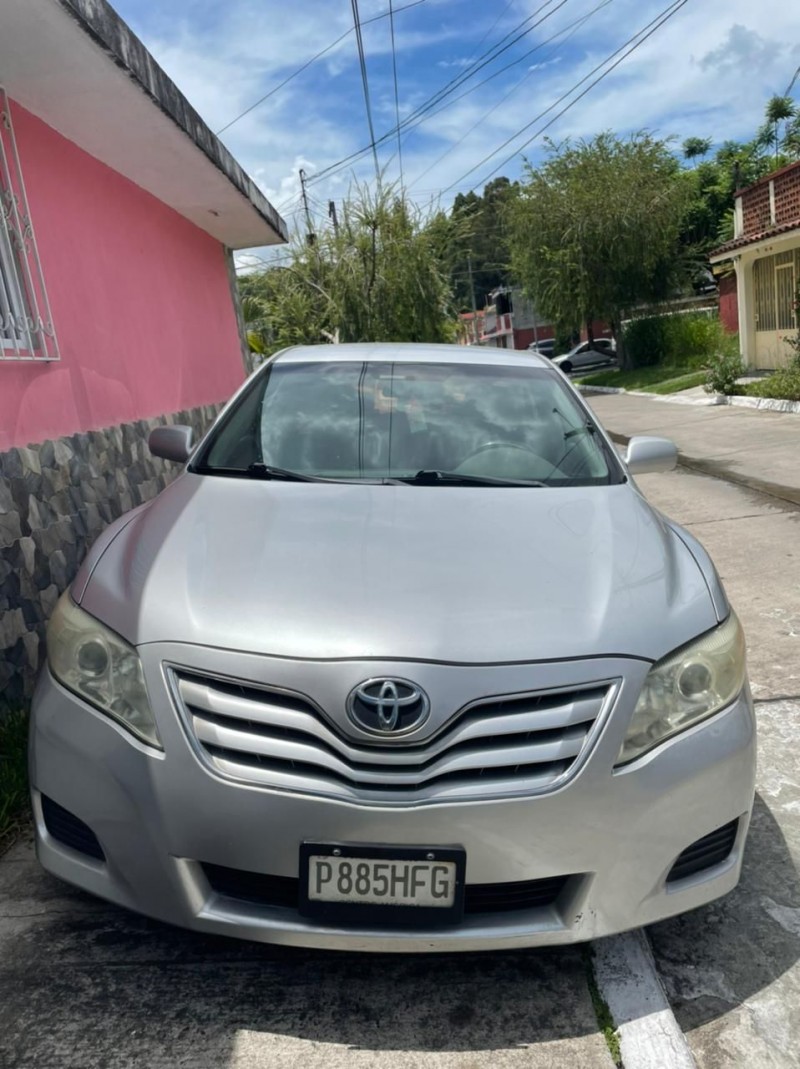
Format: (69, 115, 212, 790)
(0, 403, 221, 709)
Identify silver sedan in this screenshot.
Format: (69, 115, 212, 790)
(31, 343, 755, 952)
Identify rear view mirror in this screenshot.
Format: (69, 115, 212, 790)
(148, 425, 194, 464)
(624, 436, 677, 475)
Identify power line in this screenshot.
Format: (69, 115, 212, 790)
(445, 0, 689, 194)
(388, 0, 404, 192)
(351, 0, 381, 181)
(308, 0, 569, 185)
(311, 0, 566, 184)
(467, 1, 518, 63)
(215, 0, 427, 136)
(786, 65, 800, 97)
(384, 0, 605, 182)
(407, 0, 613, 191)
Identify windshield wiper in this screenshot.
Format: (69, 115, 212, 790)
(563, 421, 597, 441)
(246, 463, 324, 482)
(193, 463, 326, 482)
(398, 469, 547, 487)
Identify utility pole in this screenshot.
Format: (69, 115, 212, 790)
(328, 200, 339, 237)
(467, 253, 478, 344)
(299, 168, 315, 244)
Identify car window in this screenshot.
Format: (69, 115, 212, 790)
(196, 361, 622, 487)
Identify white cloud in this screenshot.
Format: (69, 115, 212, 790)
(114, 0, 800, 231)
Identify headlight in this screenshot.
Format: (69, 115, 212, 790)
(616, 612, 745, 766)
(47, 592, 162, 749)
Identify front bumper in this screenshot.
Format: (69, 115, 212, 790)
(30, 647, 756, 953)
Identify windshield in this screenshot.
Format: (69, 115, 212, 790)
(194, 360, 622, 486)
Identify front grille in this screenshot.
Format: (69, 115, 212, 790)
(667, 819, 738, 882)
(172, 670, 614, 804)
(41, 795, 105, 861)
(202, 862, 570, 915)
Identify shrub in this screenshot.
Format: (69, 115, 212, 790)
(743, 367, 800, 402)
(704, 350, 745, 395)
(622, 312, 734, 369)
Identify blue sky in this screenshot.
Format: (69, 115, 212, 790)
(112, 0, 800, 260)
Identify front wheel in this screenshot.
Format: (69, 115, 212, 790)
(560, 361, 573, 374)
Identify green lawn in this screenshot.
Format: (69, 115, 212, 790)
(0, 711, 29, 854)
(576, 366, 706, 394)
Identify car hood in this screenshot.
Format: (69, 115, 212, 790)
(79, 473, 718, 664)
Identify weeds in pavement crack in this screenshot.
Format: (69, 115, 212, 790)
(583, 944, 623, 1067)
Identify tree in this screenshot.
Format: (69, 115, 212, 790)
(682, 136, 712, 165)
(448, 177, 518, 310)
(679, 138, 774, 254)
(757, 95, 800, 164)
(763, 94, 797, 164)
(238, 184, 457, 357)
(508, 133, 692, 368)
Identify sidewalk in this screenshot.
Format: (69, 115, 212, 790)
(585, 391, 800, 506)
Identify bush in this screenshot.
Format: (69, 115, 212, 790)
(743, 366, 800, 402)
(622, 312, 734, 368)
(703, 350, 745, 395)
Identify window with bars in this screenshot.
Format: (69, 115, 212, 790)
(753, 249, 800, 334)
(0, 87, 58, 361)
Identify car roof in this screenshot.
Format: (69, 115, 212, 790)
(273, 342, 552, 370)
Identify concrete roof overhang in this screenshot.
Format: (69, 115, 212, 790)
(0, 0, 287, 249)
(710, 221, 800, 263)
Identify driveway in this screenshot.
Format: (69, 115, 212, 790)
(0, 833, 614, 1068)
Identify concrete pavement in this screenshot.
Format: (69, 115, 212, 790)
(0, 829, 615, 1069)
(585, 393, 800, 1065)
(586, 391, 800, 506)
(633, 463, 800, 1069)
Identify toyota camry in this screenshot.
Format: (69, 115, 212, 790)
(30, 343, 756, 951)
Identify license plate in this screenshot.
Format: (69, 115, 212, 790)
(299, 843, 466, 926)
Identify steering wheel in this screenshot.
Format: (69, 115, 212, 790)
(463, 441, 546, 461)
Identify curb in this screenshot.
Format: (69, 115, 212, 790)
(604, 428, 800, 509)
(577, 384, 800, 414)
(593, 930, 697, 1069)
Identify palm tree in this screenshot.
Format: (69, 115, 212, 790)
(682, 137, 712, 166)
(765, 95, 797, 163)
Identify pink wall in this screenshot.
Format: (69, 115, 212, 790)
(0, 101, 247, 451)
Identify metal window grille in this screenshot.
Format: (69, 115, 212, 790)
(753, 257, 776, 332)
(0, 87, 59, 361)
(776, 260, 796, 332)
(754, 250, 800, 335)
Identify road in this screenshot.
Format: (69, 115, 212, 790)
(1, 464, 798, 1068)
(637, 465, 800, 1069)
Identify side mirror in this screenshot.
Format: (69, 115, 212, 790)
(148, 425, 194, 464)
(624, 435, 677, 475)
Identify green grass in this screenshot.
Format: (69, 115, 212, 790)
(583, 945, 622, 1067)
(0, 711, 29, 854)
(577, 366, 706, 394)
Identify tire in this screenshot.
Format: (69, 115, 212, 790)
(560, 361, 573, 374)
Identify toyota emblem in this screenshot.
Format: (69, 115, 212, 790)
(347, 678, 430, 736)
